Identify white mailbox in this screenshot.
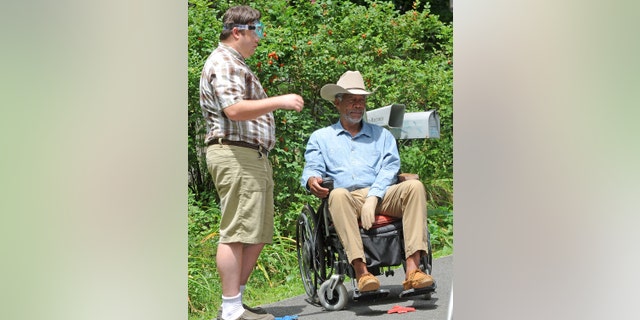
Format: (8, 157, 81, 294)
(365, 104, 405, 128)
(365, 104, 405, 138)
(399, 110, 440, 139)
(366, 104, 440, 139)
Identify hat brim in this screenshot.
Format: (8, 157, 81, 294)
(320, 84, 372, 102)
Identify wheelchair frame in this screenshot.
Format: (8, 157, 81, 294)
(295, 182, 436, 311)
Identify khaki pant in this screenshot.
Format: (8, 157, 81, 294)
(328, 179, 428, 264)
(206, 144, 274, 244)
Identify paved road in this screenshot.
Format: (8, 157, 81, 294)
(262, 255, 453, 320)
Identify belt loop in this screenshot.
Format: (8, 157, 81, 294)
(257, 145, 264, 159)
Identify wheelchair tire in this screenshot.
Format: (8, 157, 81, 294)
(420, 227, 434, 300)
(421, 227, 434, 275)
(401, 226, 434, 275)
(318, 280, 348, 311)
(296, 204, 325, 300)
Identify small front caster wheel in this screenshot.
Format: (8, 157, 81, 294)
(318, 280, 348, 311)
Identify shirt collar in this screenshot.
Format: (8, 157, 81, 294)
(218, 43, 245, 62)
(332, 120, 373, 138)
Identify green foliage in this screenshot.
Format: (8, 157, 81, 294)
(427, 206, 454, 257)
(187, 191, 220, 315)
(399, 139, 453, 208)
(188, 0, 453, 211)
(188, 0, 220, 200)
(187, 0, 452, 318)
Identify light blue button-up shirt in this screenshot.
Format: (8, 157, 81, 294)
(300, 121, 400, 199)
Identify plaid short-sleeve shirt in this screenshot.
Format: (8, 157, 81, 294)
(199, 43, 275, 150)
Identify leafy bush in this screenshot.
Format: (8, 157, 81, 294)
(187, 191, 220, 314)
(188, 0, 221, 201)
(427, 205, 454, 257)
(188, 0, 452, 318)
(189, 0, 453, 208)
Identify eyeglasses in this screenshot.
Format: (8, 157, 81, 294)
(223, 21, 265, 39)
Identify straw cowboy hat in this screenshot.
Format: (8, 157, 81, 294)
(320, 70, 373, 102)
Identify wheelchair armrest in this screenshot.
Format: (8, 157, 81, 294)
(398, 173, 419, 182)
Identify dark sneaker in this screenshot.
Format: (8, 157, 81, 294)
(243, 304, 267, 314)
(217, 309, 274, 320)
(232, 309, 274, 320)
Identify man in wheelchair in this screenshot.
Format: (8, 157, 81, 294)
(300, 70, 435, 294)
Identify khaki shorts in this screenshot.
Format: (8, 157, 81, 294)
(206, 144, 274, 244)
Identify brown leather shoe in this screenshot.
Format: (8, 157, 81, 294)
(357, 273, 380, 292)
(402, 269, 434, 290)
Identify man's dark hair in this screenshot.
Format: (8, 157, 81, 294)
(220, 6, 261, 41)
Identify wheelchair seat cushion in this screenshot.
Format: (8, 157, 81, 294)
(358, 214, 400, 229)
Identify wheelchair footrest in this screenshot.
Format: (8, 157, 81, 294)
(353, 288, 390, 301)
(399, 282, 437, 298)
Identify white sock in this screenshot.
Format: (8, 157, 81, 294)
(221, 293, 244, 320)
(240, 285, 246, 297)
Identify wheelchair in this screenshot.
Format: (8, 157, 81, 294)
(295, 176, 436, 311)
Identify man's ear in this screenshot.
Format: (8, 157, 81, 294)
(231, 27, 242, 39)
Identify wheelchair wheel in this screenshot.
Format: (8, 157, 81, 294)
(296, 204, 325, 299)
(318, 279, 348, 311)
(420, 227, 435, 300)
(401, 227, 434, 275)
(421, 227, 434, 275)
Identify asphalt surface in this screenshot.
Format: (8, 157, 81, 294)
(261, 255, 453, 320)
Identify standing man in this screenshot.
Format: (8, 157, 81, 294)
(199, 6, 304, 320)
(300, 70, 434, 294)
